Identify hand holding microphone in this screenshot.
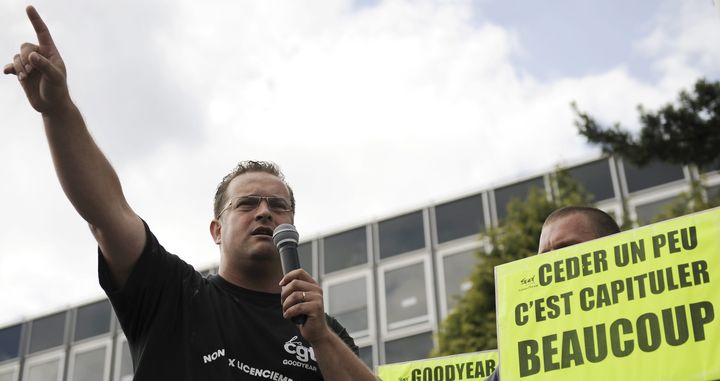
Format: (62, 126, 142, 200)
(274, 224, 307, 325)
(275, 224, 332, 343)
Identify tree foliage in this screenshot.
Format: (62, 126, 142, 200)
(572, 78, 720, 168)
(432, 171, 592, 356)
(649, 179, 720, 225)
(573, 78, 720, 224)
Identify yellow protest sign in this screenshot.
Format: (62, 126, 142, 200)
(378, 350, 498, 381)
(495, 207, 720, 380)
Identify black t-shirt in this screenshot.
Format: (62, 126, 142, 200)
(99, 221, 358, 380)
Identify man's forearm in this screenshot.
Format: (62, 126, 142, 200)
(43, 102, 130, 228)
(7, 6, 145, 288)
(313, 331, 379, 381)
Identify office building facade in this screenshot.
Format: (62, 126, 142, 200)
(1, 155, 719, 380)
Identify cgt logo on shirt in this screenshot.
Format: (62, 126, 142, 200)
(283, 336, 316, 363)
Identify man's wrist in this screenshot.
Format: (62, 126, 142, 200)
(41, 97, 78, 120)
(307, 326, 336, 348)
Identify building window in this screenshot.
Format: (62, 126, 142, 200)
(707, 184, 720, 201)
(435, 193, 485, 244)
(25, 361, 61, 381)
(0, 324, 22, 362)
(623, 160, 685, 193)
(383, 261, 429, 330)
(565, 158, 616, 201)
(327, 277, 369, 337)
(323, 227, 368, 274)
(298, 242, 314, 277)
(384, 332, 433, 364)
(74, 300, 112, 342)
(494, 177, 545, 222)
(702, 158, 720, 173)
(378, 212, 425, 259)
(635, 196, 682, 225)
(358, 346, 373, 370)
(28, 313, 66, 355)
(23, 352, 64, 381)
(114, 340, 133, 381)
(441, 250, 479, 314)
(68, 342, 110, 381)
(0, 363, 19, 381)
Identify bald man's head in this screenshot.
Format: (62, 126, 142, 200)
(538, 206, 620, 254)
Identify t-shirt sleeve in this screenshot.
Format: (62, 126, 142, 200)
(98, 220, 198, 344)
(325, 314, 360, 355)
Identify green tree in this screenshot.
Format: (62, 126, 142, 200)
(573, 78, 720, 223)
(573, 79, 720, 167)
(433, 171, 592, 356)
(648, 178, 719, 224)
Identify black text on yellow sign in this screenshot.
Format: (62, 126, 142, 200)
(377, 351, 498, 381)
(495, 208, 720, 380)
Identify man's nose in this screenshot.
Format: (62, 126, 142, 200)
(254, 199, 273, 220)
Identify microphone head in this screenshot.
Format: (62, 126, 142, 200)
(273, 224, 299, 248)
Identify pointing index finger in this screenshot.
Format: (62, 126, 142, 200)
(26, 6, 55, 48)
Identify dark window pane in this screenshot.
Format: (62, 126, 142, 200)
(635, 196, 682, 225)
(384, 332, 433, 364)
(324, 227, 368, 274)
(328, 278, 368, 334)
(298, 242, 314, 276)
(701, 157, 720, 173)
(494, 177, 545, 221)
(378, 212, 425, 259)
(623, 160, 685, 193)
(385, 263, 427, 327)
(72, 347, 106, 381)
(566, 159, 616, 201)
(29, 312, 66, 354)
(74, 300, 112, 342)
(707, 185, 720, 202)
(435, 194, 485, 243)
(119, 341, 133, 380)
(443, 250, 479, 312)
(0, 324, 22, 361)
(358, 346, 373, 369)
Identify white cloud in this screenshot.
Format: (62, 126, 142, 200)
(1, 0, 719, 325)
(639, 1, 720, 89)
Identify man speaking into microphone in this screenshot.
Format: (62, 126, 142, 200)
(4, 6, 377, 381)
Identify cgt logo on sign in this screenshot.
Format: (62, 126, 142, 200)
(284, 336, 316, 363)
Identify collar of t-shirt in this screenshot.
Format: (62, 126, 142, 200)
(209, 274, 283, 308)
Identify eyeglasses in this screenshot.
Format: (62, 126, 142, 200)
(217, 195, 293, 218)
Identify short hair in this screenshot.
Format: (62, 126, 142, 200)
(543, 206, 620, 238)
(213, 161, 295, 218)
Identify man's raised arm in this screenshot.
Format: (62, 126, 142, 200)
(4, 6, 145, 288)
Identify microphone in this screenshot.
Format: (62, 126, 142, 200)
(273, 224, 306, 325)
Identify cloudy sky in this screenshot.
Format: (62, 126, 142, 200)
(1, 0, 719, 326)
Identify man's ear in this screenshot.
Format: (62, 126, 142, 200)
(210, 219, 222, 245)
